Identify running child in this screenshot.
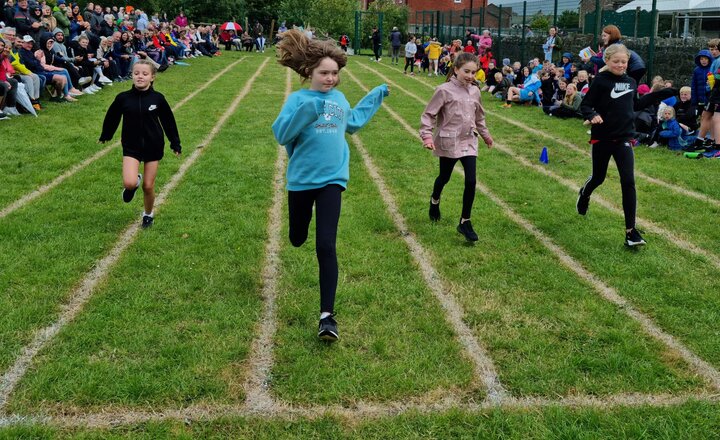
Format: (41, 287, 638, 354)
(99, 59, 181, 229)
(420, 52, 493, 242)
(271, 29, 389, 342)
(576, 44, 645, 247)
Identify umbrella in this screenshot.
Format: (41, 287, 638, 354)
(220, 22, 242, 32)
(14, 82, 37, 117)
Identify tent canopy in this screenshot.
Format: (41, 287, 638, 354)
(617, 0, 720, 13)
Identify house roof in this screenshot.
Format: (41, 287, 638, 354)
(617, 0, 719, 13)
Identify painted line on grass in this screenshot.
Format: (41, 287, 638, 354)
(1, 391, 718, 428)
(0, 58, 270, 416)
(0, 57, 247, 221)
(357, 62, 720, 271)
(242, 69, 291, 413)
(345, 67, 720, 395)
(368, 61, 720, 210)
(345, 69, 509, 403)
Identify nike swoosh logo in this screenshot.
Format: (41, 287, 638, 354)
(610, 89, 634, 99)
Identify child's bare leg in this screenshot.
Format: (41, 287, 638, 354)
(142, 160, 159, 215)
(122, 156, 141, 189)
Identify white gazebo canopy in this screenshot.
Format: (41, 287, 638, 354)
(617, 0, 720, 13)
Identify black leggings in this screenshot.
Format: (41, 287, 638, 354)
(581, 141, 636, 229)
(288, 184, 343, 314)
(431, 156, 477, 220)
(404, 56, 414, 73)
(373, 44, 381, 60)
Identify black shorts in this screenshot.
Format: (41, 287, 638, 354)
(705, 102, 720, 114)
(123, 147, 163, 163)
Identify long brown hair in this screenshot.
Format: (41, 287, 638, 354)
(445, 51, 479, 82)
(276, 29, 347, 83)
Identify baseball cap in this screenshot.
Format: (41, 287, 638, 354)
(22, 35, 34, 42)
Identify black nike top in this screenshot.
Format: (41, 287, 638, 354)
(99, 86, 181, 154)
(580, 70, 637, 142)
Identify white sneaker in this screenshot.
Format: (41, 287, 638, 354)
(79, 76, 92, 86)
(4, 107, 20, 116)
(648, 142, 659, 148)
(83, 87, 95, 95)
(99, 76, 113, 84)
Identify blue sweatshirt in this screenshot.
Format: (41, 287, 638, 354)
(272, 84, 388, 191)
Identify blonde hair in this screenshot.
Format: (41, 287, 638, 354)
(599, 44, 630, 73)
(276, 29, 346, 83)
(133, 58, 158, 75)
(564, 83, 577, 105)
(662, 106, 675, 118)
(679, 86, 691, 94)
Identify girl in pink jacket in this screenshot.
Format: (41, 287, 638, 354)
(420, 52, 493, 242)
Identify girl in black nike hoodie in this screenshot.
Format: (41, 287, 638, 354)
(99, 59, 181, 229)
(576, 44, 646, 247)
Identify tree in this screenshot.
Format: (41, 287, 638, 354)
(556, 10, 579, 30)
(307, 0, 358, 39)
(279, 0, 316, 28)
(529, 13, 549, 33)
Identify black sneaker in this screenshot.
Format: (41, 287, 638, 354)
(141, 215, 154, 229)
(576, 186, 590, 215)
(429, 198, 441, 221)
(457, 220, 479, 242)
(625, 228, 646, 247)
(318, 314, 339, 342)
(122, 174, 142, 203)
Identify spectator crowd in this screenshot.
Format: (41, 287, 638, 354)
(1, 0, 227, 119)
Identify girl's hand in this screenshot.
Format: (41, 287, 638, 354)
(484, 136, 494, 148)
(588, 115, 603, 125)
(423, 140, 435, 150)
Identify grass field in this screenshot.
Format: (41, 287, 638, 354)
(1, 50, 720, 438)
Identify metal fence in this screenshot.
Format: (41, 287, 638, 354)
(407, 1, 720, 83)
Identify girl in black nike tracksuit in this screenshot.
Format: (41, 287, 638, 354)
(576, 44, 660, 247)
(99, 59, 181, 228)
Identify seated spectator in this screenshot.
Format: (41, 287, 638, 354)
(97, 35, 120, 80)
(240, 31, 253, 51)
(501, 65, 514, 84)
(463, 40, 475, 54)
(18, 34, 75, 102)
(35, 33, 81, 100)
(575, 70, 589, 94)
(493, 71, 512, 100)
(514, 65, 529, 86)
(674, 86, 698, 132)
(504, 71, 541, 107)
(0, 38, 21, 117)
(539, 69, 556, 107)
(658, 106, 695, 150)
(560, 52, 572, 79)
(483, 60, 500, 92)
(4, 28, 43, 110)
(545, 82, 582, 118)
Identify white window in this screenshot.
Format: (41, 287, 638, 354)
(454, 0, 462, 3)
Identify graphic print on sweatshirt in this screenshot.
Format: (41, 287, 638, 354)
(315, 100, 344, 134)
(610, 82, 634, 99)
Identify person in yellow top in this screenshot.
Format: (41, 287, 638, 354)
(474, 67, 485, 84)
(427, 37, 442, 76)
(2, 29, 43, 108)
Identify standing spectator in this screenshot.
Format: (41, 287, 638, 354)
(370, 26, 381, 62)
(53, 0, 70, 36)
(13, 0, 41, 39)
(39, 4, 57, 33)
(426, 37, 441, 76)
(691, 49, 712, 122)
(338, 33, 349, 52)
(585, 25, 645, 83)
(174, 11, 187, 28)
(82, 2, 94, 23)
(403, 35, 416, 75)
(477, 29, 492, 57)
(542, 26, 562, 63)
(464, 29, 479, 53)
(389, 26, 401, 65)
(3, 0, 15, 28)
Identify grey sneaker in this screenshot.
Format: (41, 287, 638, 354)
(576, 186, 590, 215)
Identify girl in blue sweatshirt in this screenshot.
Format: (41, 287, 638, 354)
(272, 29, 389, 342)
